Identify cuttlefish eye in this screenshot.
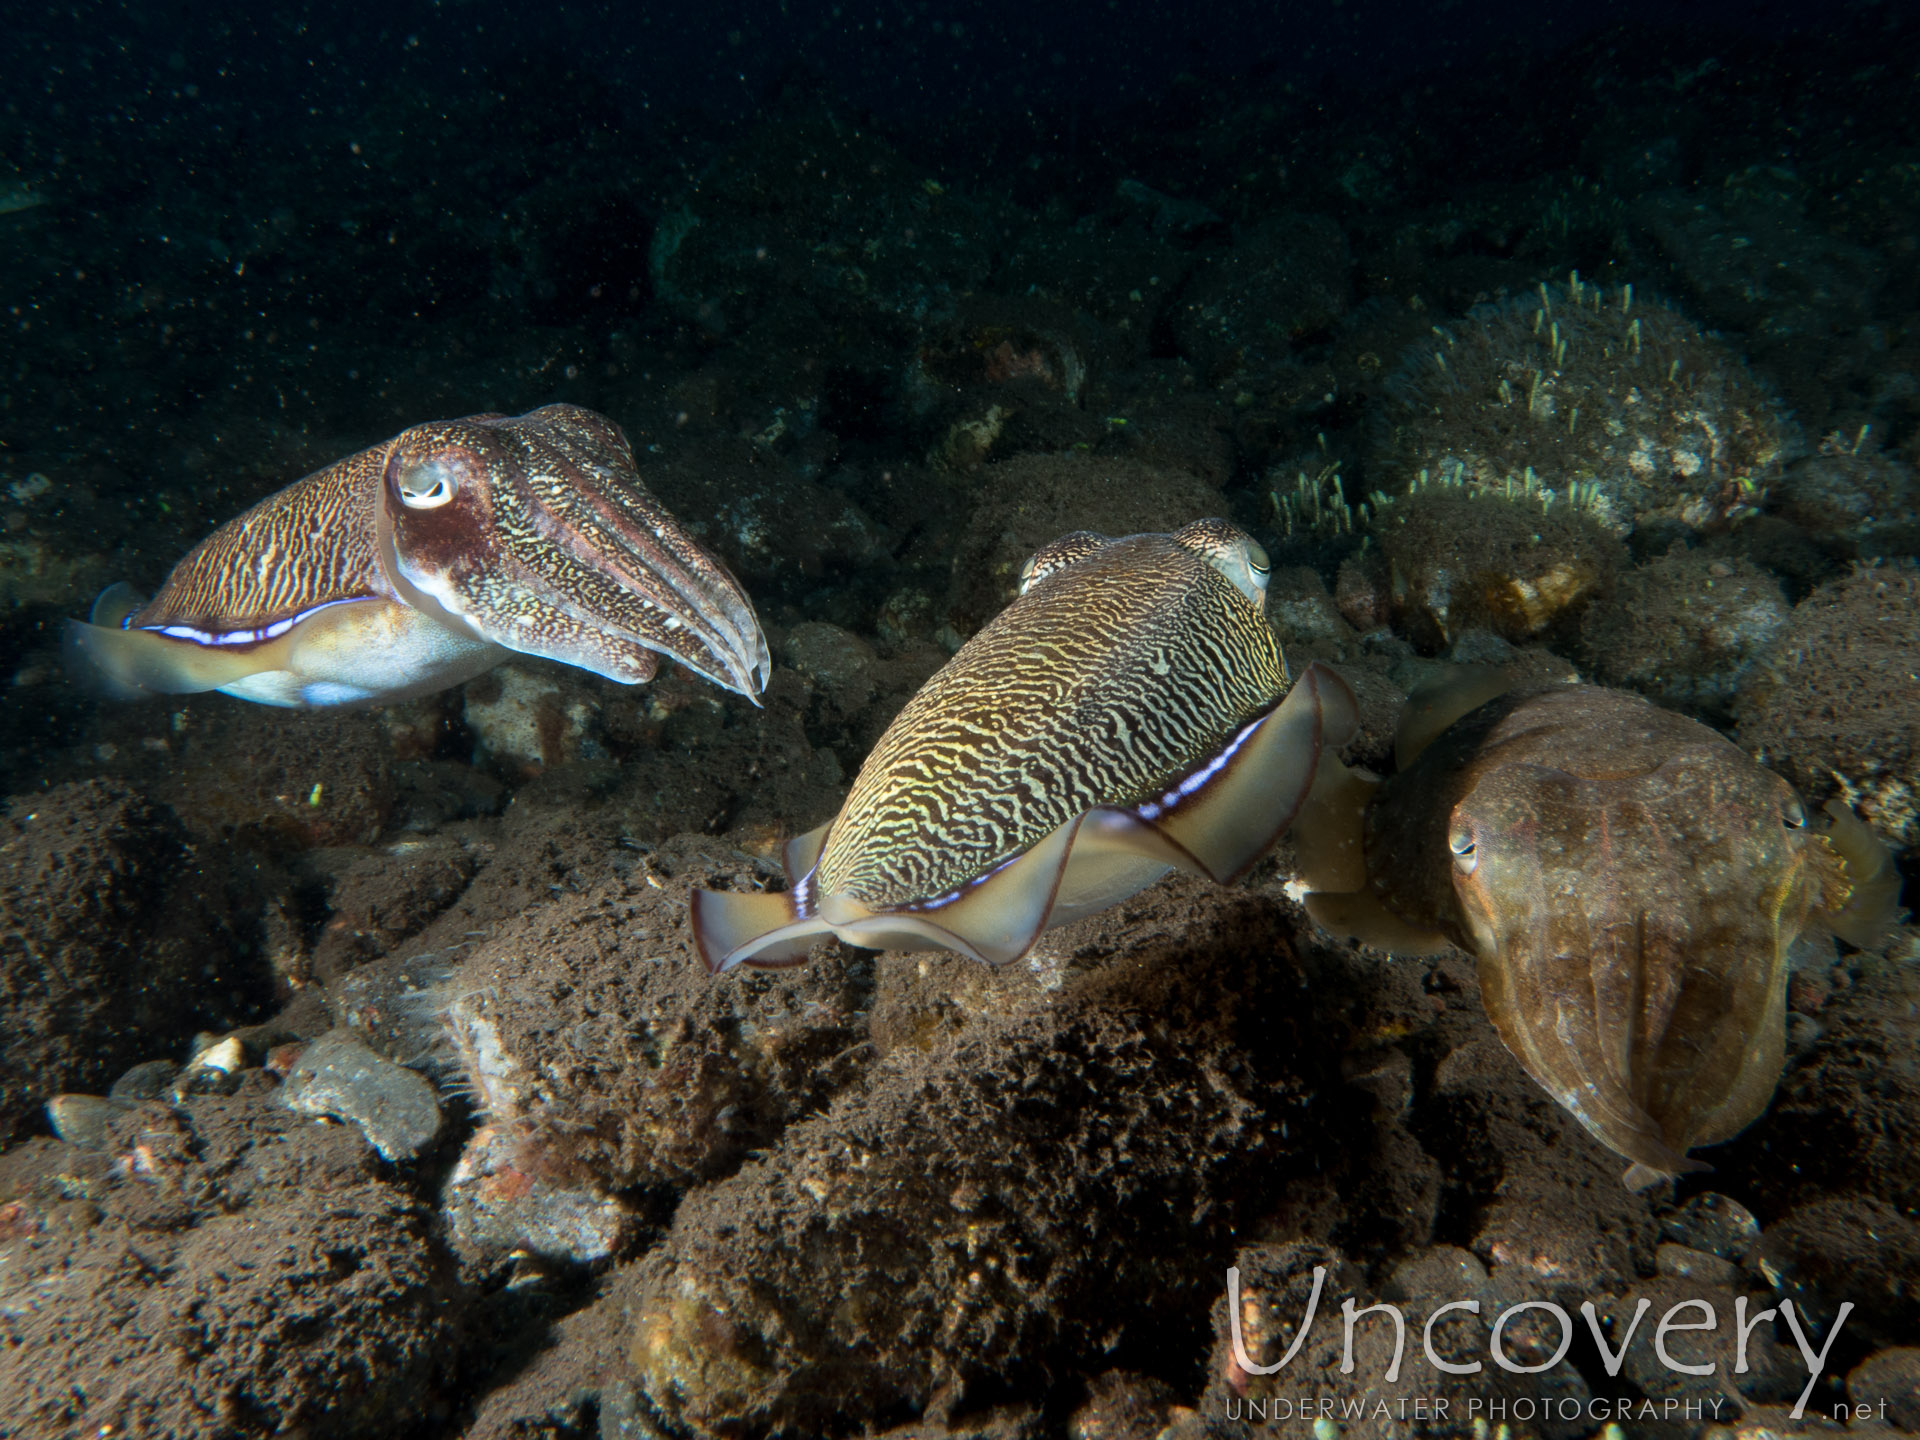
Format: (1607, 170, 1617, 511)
(1448, 821, 1479, 874)
(1204, 536, 1272, 602)
(1782, 798, 1808, 830)
(393, 457, 460, 510)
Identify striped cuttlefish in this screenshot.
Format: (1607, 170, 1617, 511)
(1295, 667, 1902, 1188)
(693, 518, 1358, 971)
(66, 404, 769, 708)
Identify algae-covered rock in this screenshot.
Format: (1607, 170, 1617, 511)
(1581, 547, 1790, 716)
(1371, 276, 1789, 538)
(945, 451, 1225, 631)
(431, 837, 875, 1195)
(1736, 561, 1920, 846)
(0, 1083, 460, 1438)
(620, 881, 1328, 1436)
(0, 782, 260, 1140)
(1370, 485, 1626, 651)
(1775, 445, 1920, 552)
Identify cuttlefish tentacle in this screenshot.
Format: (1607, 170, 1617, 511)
(66, 403, 769, 709)
(692, 518, 1359, 974)
(1299, 670, 1902, 1187)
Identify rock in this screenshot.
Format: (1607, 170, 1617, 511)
(618, 879, 1331, 1436)
(0, 781, 261, 1141)
(301, 834, 477, 986)
(1661, 1192, 1761, 1262)
(43, 1094, 116, 1150)
(1067, 1370, 1185, 1440)
(1777, 448, 1920, 550)
(430, 837, 874, 1192)
(1720, 960, 1920, 1218)
(1754, 1196, 1920, 1347)
(1370, 484, 1626, 650)
(1736, 561, 1920, 847)
(107, 1060, 177, 1104)
(1591, 1277, 1804, 1409)
(133, 700, 399, 847)
(1581, 547, 1791, 718)
(1653, 1241, 1744, 1290)
(1851, 1348, 1920, 1433)
(782, 620, 879, 715)
(1200, 1239, 1595, 1440)
(277, 1029, 443, 1162)
(441, 1122, 637, 1271)
(462, 662, 604, 774)
(0, 1081, 461, 1437)
(173, 1035, 247, 1098)
(945, 452, 1225, 631)
(1370, 278, 1789, 538)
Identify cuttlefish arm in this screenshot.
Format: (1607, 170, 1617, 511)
(374, 406, 769, 701)
(65, 404, 769, 709)
(691, 661, 1359, 973)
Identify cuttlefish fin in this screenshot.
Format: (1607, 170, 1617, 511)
(1395, 664, 1515, 771)
(693, 813, 1082, 972)
(1817, 799, 1905, 949)
(782, 822, 833, 887)
(829, 813, 1087, 966)
(68, 592, 502, 708)
(1294, 729, 1453, 953)
(1292, 749, 1379, 895)
(691, 821, 839, 973)
(1622, 1162, 1688, 1193)
(1137, 660, 1361, 885)
(690, 889, 829, 973)
(64, 584, 300, 700)
(1302, 890, 1455, 955)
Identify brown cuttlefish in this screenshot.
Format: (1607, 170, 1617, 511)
(1296, 669, 1901, 1188)
(66, 404, 769, 707)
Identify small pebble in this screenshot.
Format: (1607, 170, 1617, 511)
(108, 1060, 177, 1103)
(45, 1094, 116, 1150)
(1662, 1192, 1761, 1259)
(1787, 966, 1832, 1015)
(173, 1035, 247, 1098)
(278, 1028, 443, 1161)
(1654, 1241, 1744, 1290)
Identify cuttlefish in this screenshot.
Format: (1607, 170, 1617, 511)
(693, 519, 1358, 971)
(1296, 669, 1902, 1187)
(65, 404, 770, 708)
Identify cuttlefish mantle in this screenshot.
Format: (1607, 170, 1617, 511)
(65, 404, 770, 709)
(693, 519, 1359, 972)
